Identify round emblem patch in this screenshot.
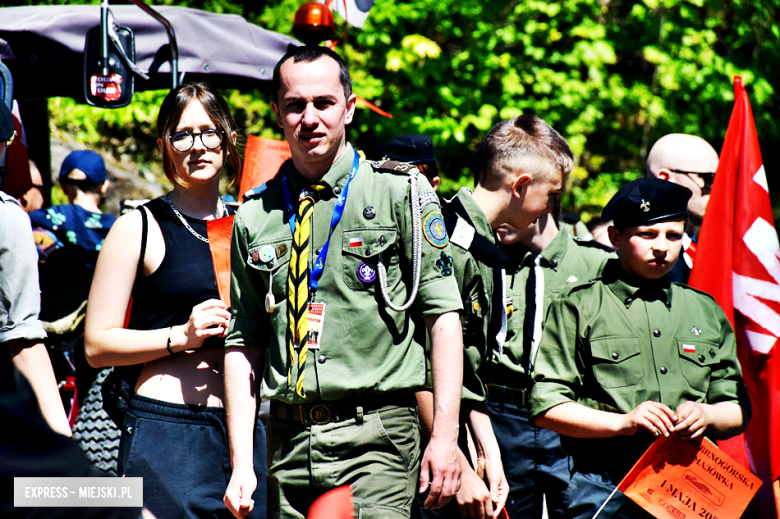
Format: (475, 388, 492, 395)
(423, 211, 449, 248)
(356, 262, 377, 283)
(259, 245, 276, 263)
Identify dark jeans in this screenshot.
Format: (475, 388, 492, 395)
(119, 394, 267, 519)
(486, 398, 570, 519)
(563, 469, 652, 519)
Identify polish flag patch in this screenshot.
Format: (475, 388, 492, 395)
(349, 237, 363, 247)
(683, 344, 696, 353)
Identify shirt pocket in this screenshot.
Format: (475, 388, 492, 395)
(341, 227, 397, 290)
(590, 336, 643, 389)
(678, 340, 720, 394)
(246, 238, 292, 300)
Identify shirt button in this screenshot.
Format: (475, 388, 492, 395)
(624, 297, 632, 305)
(334, 186, 342, 195)
(550, 260, 558, 268)
(611, 352, 619, 360)
(653, 330, 661, 337)
(315, 247, 322, 255)
(318, 355, 326, 364)
(660, 367, 668, 375)
(699, 355, 706, 363)
(366, 247, 372, 256)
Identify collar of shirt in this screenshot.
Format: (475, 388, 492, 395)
(501, 225, 571, 271)
(455, 186, 496, 245)
(601, 258, 673, 310)
(286, 142, 356, 199)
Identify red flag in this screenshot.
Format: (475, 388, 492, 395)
(689, 76, 780, 518)
(307, 486, 354, 519)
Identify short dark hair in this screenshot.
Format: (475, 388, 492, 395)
(480, 115, 573, 188)
(272, 45, 352, 103)
(157, 82, 242, 189)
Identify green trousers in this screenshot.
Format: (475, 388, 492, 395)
(267, 405, 421, 519)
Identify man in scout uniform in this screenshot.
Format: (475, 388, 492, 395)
(223, 46, 465, 519)
(416, 115, 568, 519)
(529, 177, 750, 519)
(489, 206, 614, 519)
(646, 134, 719, 283)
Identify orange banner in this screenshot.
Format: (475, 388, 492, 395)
(207, 215, 235, 308)
(238, 136, 291, 201)
(618, 435, 761, 519)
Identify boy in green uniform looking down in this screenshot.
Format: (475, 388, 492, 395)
(528, 177, 750, 519)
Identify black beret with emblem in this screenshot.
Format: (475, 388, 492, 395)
(368, 134, 437, 165)
(602, 177, 692, 228)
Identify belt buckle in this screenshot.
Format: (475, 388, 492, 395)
(306, 403, 332, 425)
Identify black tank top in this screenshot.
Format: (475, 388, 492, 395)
(128, 197, 234, 349)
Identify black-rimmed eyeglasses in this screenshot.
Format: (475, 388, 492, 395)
(669, 169, 715, 190)
(169, 129, 225, 152)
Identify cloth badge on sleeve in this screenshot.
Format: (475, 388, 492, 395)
(417, 191, 440, 212)
(683, 344, 696, 353)
(349, 237, 363, 247)
(424, 211, 449, 248)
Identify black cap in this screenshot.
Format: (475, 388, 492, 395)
(602, 177, 692, 228)
(368, 134, 436, 165)
(0, 102, 13, 143)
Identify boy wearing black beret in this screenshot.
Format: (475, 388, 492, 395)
(528, 177, 751, 518)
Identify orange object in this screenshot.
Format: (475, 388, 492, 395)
(496, 508, 510, 519)
(307, 486, 353, 519)
(238, 136, 292, 201)
(293, 2, 335, 45)
(207, 215, 235, 308)
(617, 435, 761, 519)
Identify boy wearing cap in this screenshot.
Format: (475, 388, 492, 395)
(369, 134, 441, 190)
(528, 177, 750, 518)
(29, 150, 115, 268)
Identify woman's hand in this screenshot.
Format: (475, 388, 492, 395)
(171, 299, 231, 352)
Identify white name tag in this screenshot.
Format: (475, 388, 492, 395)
(450, 217, 475, 250)
(307, 302, 327, 350)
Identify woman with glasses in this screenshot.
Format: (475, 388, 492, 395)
(85, 83, 266, 519)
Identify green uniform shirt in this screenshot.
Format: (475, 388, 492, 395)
(447, 187, 496, 402)
(227, 145, 463, 403)
(490, 228, 614, 389)
(529, 259, 750, 458)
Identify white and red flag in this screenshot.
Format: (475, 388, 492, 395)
(689, 76, 780, 517)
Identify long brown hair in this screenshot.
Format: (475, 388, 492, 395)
(157, 82, 242, 188)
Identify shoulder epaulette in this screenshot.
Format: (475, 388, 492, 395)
(242, 176, 282, 202)
(572, 237, 615, 253)
(368, 160, 420, 175)
(671, 282, 718, 302)
(559, 277, 600, 299)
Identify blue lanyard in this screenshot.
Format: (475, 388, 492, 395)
(281, 149, 360, 291)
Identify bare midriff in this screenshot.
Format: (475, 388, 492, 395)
(135, 347, 225, 407)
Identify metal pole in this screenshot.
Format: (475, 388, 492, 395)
(100, 0, 110, 76)
(127, 0, 179, 89)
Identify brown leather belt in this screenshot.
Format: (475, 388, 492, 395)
(487, 384, 530, 406)
(270, 392, 416, 426)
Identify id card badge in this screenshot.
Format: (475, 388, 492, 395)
(307, 302, 327, 350)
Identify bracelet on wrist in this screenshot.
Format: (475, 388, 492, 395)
(166, 326, 174, 355)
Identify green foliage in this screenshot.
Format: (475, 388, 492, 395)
(22, 0, 780, 217)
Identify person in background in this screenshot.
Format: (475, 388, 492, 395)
(85, 82, 267, 519)
(646, 134, 719, 283)
(529, 177, 750, 519)
(0, 100, 71, 438)
(29, 150, 115, 268)
(490, 205, 613, 519)
(368, 134, 441, 190)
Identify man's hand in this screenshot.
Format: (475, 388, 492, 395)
(223, 465, 256, 519)
(622, 400, 677, 437)
(420, 434, 461, 509)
